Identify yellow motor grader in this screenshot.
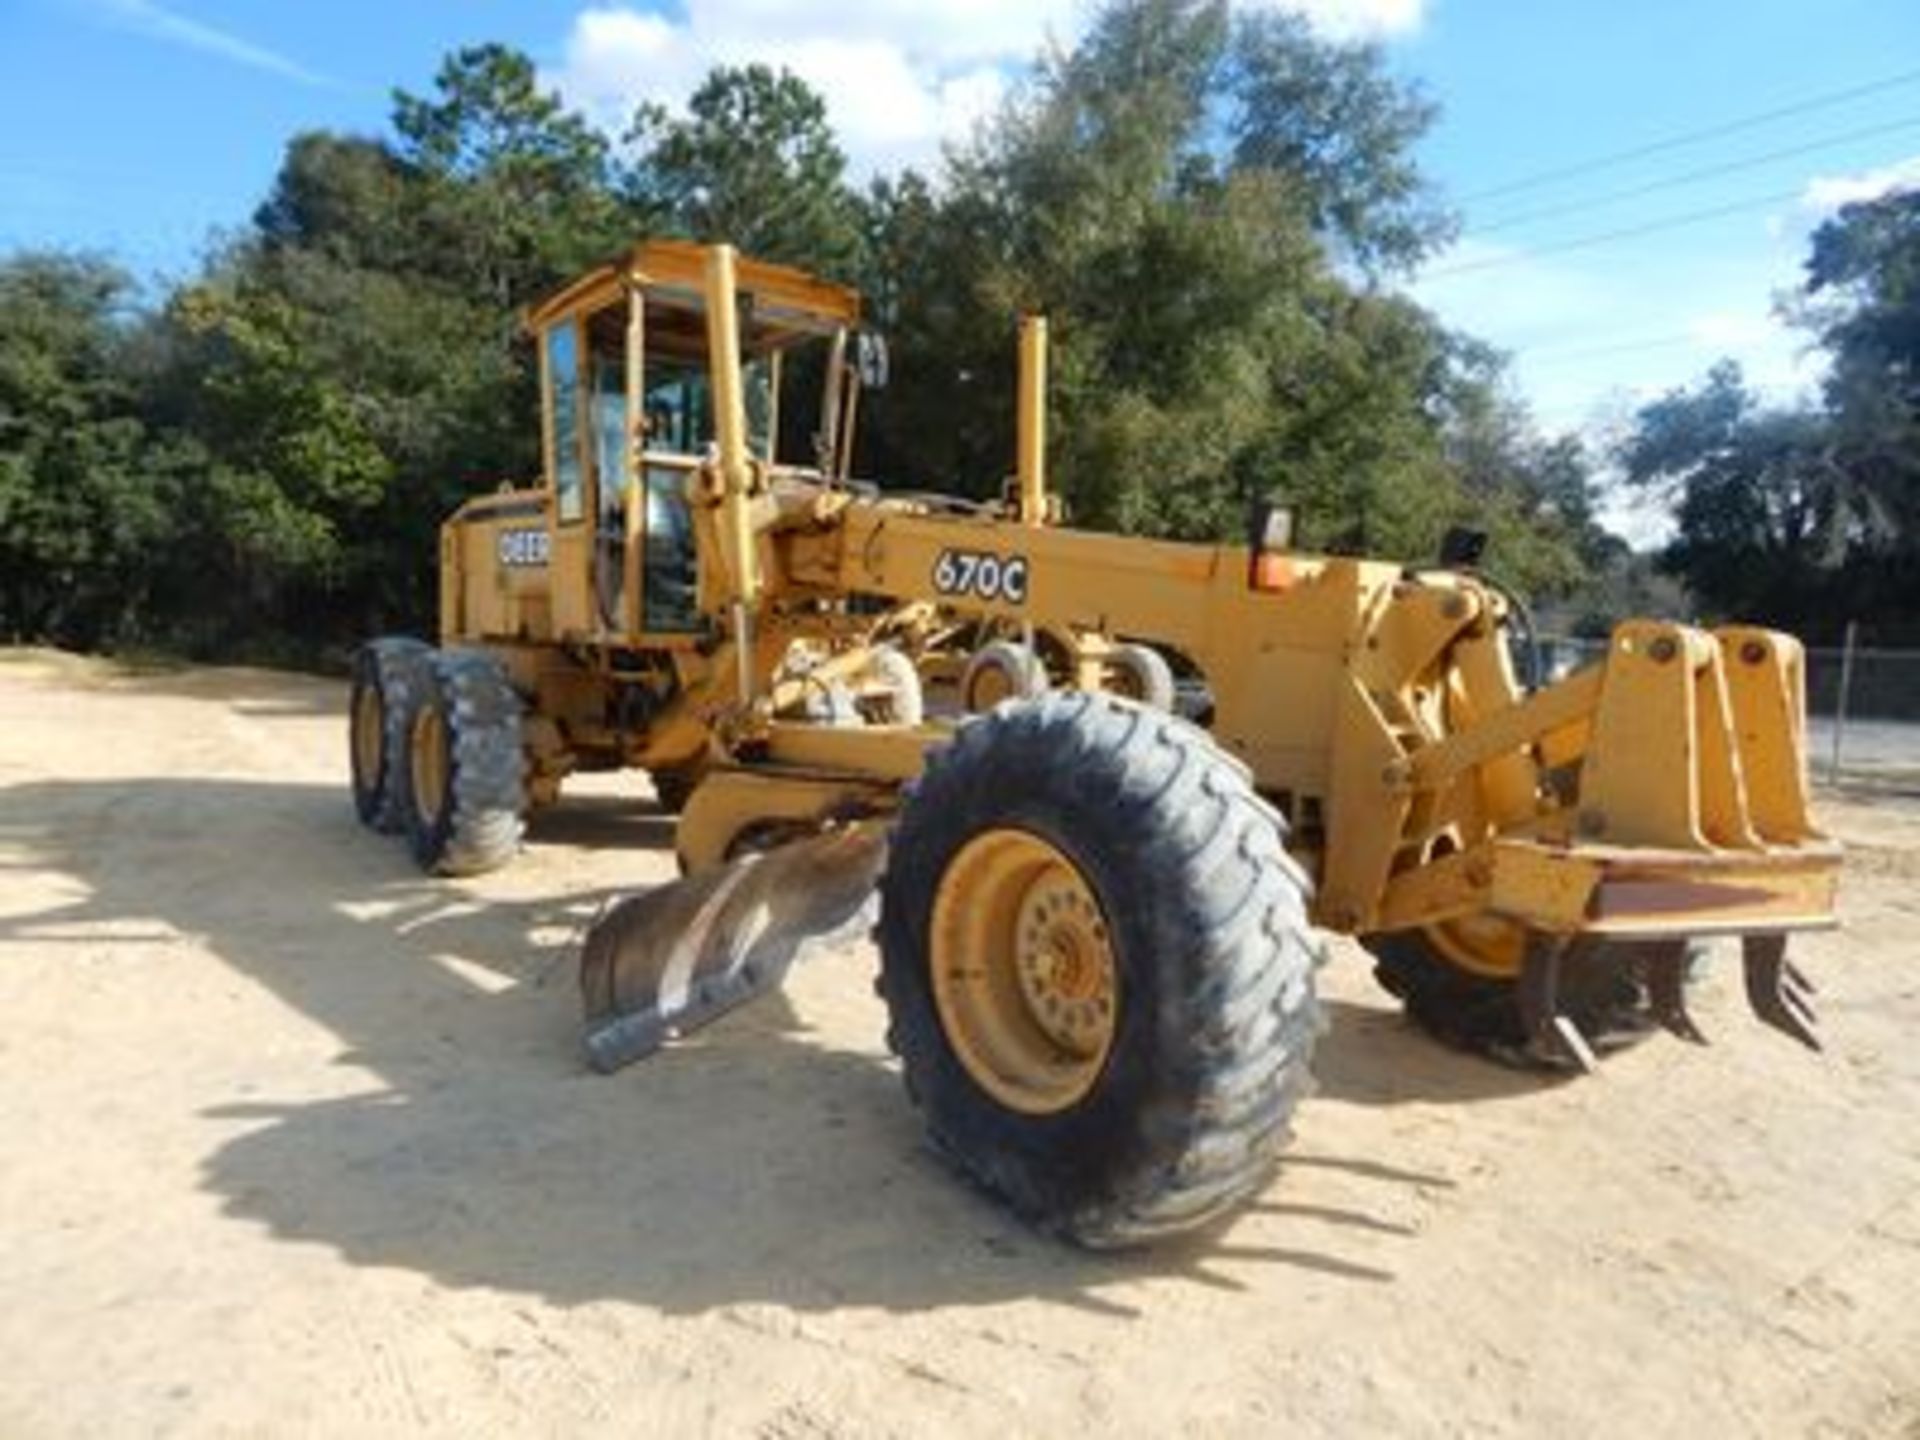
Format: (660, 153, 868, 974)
(350, 240, 1840, 1246)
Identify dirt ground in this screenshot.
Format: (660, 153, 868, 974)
(2, 649, 1918, 1439)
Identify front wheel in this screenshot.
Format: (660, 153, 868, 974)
(878, 693, 1323, 1247)
(1366, 926, 1691, 1066)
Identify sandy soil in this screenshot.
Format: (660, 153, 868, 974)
(1, 648, 1918, 1439)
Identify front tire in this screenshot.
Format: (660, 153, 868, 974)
(397, 648, 527, 876)
(1366, 930, 1687, 1066)
(878, 693, 1323, 1247)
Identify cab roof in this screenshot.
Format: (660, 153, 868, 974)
(524, 239, 862, 347)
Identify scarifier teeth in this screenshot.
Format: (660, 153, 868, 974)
(1517, 937, 1598, 1074)
(1743, 934, 1821, 1052)
(1644, 940, 1708, 1046)
(1547, 1015, 1599, 1075)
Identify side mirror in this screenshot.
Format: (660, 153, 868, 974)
(1438, 525, 1489, 568)
(856, 331, 890, 390)
(1247, 499, 1297, 553)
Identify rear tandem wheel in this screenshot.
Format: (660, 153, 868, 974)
(395, 647, 528, 876)
(348, 636, 430, 834)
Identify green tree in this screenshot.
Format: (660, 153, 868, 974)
(1618, 191, 1920, 637)
(1804, 187, 1920, 608)
(392, 44, 630, 305)
(0, 255, 187, 648)
(1618, 362, 1852, 628)
(1229, 10, 1453, 271)
(627, 64, 866, 277)
(137, 45, 621, 652)
(0, 20, 1612, 663)
(861, 0, 1588, 596)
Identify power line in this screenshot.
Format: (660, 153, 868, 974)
(1426, 185, 1811, 280)
(1459, 66, 1920, 204)
(1467, 115, 1920, 236)
(1529, 372, 1814, 423)
(1519, 333, 1704, 366)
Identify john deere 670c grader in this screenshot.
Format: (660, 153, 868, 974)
(350, 240, 1840, 1247)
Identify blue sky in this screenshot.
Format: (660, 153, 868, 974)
(3, 0, 1918, 467)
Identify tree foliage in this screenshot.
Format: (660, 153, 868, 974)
(1, 3, 1609, 661)
(1619, 188, 1920, 639)
(627, 64, 865, 274)
(862, 0, 1577, 593)
(0, 256, 186, 647)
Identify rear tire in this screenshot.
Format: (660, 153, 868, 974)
(878, 692, 1323, 1247)
(397, 648, 527, 876)
(348, 637, 429, 834)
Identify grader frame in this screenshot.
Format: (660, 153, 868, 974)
(353, 240, 1839, 1245)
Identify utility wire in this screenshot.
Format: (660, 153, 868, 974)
(1468, 114, 1920, 235)
(1460, 66, 1920, 203)
(1519, 333, 1704, 366)
(1427, 185, 1811, 280)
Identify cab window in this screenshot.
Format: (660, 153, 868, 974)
(641, 465, 701, 632)
(639, 354, 773, 459)
(642, 359, 713, 457)
(545, 322, 584, 523)
(591, 356, 629, 509)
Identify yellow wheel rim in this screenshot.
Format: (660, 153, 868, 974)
(351, 684, 383, 786)
(1424, 913, 1528, 980)
(930, 827, 1120, 1115)
(967, 662, 1015, 711)
(409, 705, 449, 826)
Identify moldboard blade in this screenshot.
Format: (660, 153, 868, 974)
(580, 826, 888, 1073)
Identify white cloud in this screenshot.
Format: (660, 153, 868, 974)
(548, 0, 1426, 177)
(1687, 307, 1824, 397)
(1281, 0, 1426, 39)
(90, 0, 329, 86)
(1801, 152, 1920, 213)
(1686, 309, 1774, 352)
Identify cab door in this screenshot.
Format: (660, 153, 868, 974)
(587, 331, 631, 635)
(632, 289, 712, 636)
(539, 315, 594, 637)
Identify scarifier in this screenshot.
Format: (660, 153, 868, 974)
(351, 241, 1841, 1246)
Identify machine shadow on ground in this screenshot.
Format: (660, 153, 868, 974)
(0, 773, 1533, 1315)
(1308, 1000, 1553, 1107)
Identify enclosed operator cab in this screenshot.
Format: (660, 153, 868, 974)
(434, 240, 868, 789)
(439, 239, 866, 655)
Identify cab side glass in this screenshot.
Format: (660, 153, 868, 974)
(642, 360, 713, 457)
(546, 322, 584, 523)
(642, 466, 701, 632)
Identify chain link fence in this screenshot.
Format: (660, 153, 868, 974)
(1538, 631, 1920, 795)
